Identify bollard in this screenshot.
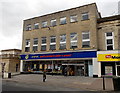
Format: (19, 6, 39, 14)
(102, 76, 105, 90)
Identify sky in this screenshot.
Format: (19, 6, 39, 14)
(0, 0, 120, 50)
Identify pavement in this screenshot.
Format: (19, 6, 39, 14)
(2, 74, 116, 92)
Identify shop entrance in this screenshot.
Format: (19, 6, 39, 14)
(75, 65, 84, 76)
(101, 62, 116, 76)
(117, 65, 120, 76)
(62, 64, 84, 76)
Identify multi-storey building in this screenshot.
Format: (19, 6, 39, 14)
(20, 3, 120, 77)
(0, 49, 21, 73)
(97, 15, 120, 77)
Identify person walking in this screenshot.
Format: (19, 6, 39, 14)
(43, 71, 46, 82)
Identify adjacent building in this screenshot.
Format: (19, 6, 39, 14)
(97, 15, 120, 77)
(20, 3, 120, 77)
(0, 49, 21, 73)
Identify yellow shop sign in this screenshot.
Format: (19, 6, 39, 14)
(98, 53, 120, 61)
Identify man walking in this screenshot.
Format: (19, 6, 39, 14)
(43, 71, 46, 82)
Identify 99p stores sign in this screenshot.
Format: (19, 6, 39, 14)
(105, 55, 120, 59)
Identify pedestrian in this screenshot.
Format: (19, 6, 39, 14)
(43, 71, 46, 82)
(64, 67, 67, 76)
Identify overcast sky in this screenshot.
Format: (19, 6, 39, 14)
(0, 0, 119, 50)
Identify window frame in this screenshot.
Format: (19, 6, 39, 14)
(60, 17, 67, 25)
(41, 37, 47, 44)
(105, 32, 114, 50)
(42, 21, 47, 28)
(50, 19, 57, 27)
(70, 33, 77, 49)
(60, 34, 66, 50)
(34, 23, 39, 29)
(50, 36, 56, 50)
(82, 32, 90, 48)
(70, 15, 78, 23)
(81, 12, 89, 20)
(26, 24, 32, 31)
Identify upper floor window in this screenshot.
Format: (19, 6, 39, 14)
(82, 32, 90, 48)
(82, 12, 89, 20)
(42, 21, 47, 28)
(33, 38, 38, 45)
(50, 36, 56, 43)
(41, 37, 47, 44)
(60, 17, 66, 25)
(70, 15, 77, 23)
(26, 24, 31, 31)
(70, 33, 77, 49)
(60, 34, 66, 50)
(34, 23, 39, 29)
(33, 38, 38, 52)
(50, 36, 56, 50)
(60, 34, 66, 42)
(41, 37, 47, 51)
(25, 39, 30, 52)
(105, 32, 114, 50)
(51, 19, 56, 26)
(25, 39, 30, 46)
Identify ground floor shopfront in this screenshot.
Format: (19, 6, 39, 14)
(20, 50, 97, 77)
(97, 50, 120, 77)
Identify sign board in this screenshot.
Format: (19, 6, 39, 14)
(20, 51, 96, 60)
(98, 53, 120, 61)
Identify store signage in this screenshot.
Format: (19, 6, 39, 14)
(20, 51, 96, 60)
(98, 53, 120, 61)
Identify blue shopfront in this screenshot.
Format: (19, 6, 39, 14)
(20, 51, 97, 76)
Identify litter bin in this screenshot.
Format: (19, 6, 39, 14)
(8, 73, 11, 78)
(113, 77, 120, 91)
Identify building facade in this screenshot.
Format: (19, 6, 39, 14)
(0, 49, 21, 73)
(97, 16, 120, 77)
(20, 3, 120, 77)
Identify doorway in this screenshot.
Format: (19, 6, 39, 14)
(117, 65, 120, 76)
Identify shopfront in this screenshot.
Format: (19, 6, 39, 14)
(20, 51, 97, 76)
(97, 51, 120, 77)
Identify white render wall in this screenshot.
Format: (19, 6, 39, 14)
(93, 58, 101, 77)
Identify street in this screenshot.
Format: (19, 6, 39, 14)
(1, 74, 120, 93)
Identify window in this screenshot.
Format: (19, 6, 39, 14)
(82, 32, 90, 48)
(34, 23, 39, 29)
(50, 36, 56, 50)
(25, 39, 30, 52)
(41, 37, 46, 44)
(60, 17, 66, 25)
(70, 15, 77, 23)
(50, 45, 56, 50)
(33, 38, 38, 45)
(106, 32, 112, 36)
(51, 19, 56, 26)
(41, 37, 47, 51)
(70, 33, 77, 49)
(50, 36, 56, 43)
(41, 45, 46, 51)
(26, 24, 31, 31)
(33, 46, 38, 52)
(60, 34, 66, 50)
(25, 47, 30, 52)
(42, 21, 47, 28)
(105, 32, 114, 50)
(25, 39, 30, 46)
(82, 12, 89, 20)
(33, 38, 38, 52)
